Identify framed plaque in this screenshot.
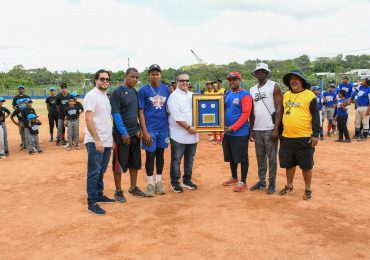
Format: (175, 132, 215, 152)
(192, 94, 225, 132)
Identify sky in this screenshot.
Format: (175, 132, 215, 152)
(1, 0, 369, 73)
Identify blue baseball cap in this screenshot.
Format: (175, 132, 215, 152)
(70, 92, 79, 98)
(18, 85, 25, 89)
(25, 98, 33, 103)
(312, 86, 320, 91)
(16, 98, 25, 105)
(27, 113, 37, 121)
(0, 97, 5, 102)
(50, 86, 56, 91)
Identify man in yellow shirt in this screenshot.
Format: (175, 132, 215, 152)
(278, 70, 320, 200)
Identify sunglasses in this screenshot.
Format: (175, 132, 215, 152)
(99, 77, 110, 82)
(178, 79, 190, 83)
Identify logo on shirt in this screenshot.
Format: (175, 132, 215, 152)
(31, 125, 38, 131)
(285, 101, 301, 107)
(325, 96, 334, 102)
(232, 98, 240, 105)
(254, 92, 267, 102)
(358, 91, 364, 97)
(149, 95, 166, 109)
(68, 110, 77, 115)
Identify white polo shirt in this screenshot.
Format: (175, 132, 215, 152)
(83, 87, 113, 147)
(167, 88, 199, 144)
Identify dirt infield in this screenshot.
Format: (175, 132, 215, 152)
(1, 106, 370, 259)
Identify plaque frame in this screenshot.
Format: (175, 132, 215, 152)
(192, 94, 225, 132)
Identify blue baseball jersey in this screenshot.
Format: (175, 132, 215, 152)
(356, 86, 370, 107)
(323, 92, 337, 107)
(138, 83, 170, 132)
(316, 93, 323, 111)
(337, 98, 348, 116)
(338, 82, 353, 99)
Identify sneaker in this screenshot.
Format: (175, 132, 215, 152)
(0, 154, 5, 159)
(334, 139, 343, 142)
(61, 140, 67, 145)
(76, 144, 81, 150)
(155, 182, 166, 195)
(352, 135, 359, 140)
(88, 203, 106, 215)
(278, 185, 293, 196)
(4, 150, 9, 156)
(66, 145, 72, 151)
(128, 186, 145, 197)
(182, 180, 197, 190)
(19, 143, 23, 148)
(250, 181, 266, 191)
(114, 190, 126, 203)
(56, 140, 61, 146)
(20, 146, 25, 151)
(222, 178, 239, 186)
(171, 183, 183, 193)
(303, 189, 312, 200)
(233, 181, 247, 192)
(145, 184, 156, 197)
(97, 195, 116, 203)
(49, 138, 53, 142)
(327, 132, 331, 137)
(358, 136, 366, 142)
(38, 150, 43, 153)
(344, 139, 351, 143)
(267, 183, 276, 194)
(29, 151, 35, 155)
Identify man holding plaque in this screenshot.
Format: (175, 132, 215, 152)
(167, 72, 199, 193)
(222, 71, 253, 192)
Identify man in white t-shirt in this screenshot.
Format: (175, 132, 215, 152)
(249, 63, 283, 194)
(83, 69, 115, 215)
(167, 72, 199, 193)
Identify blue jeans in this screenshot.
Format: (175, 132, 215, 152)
(170, 138, 197, 185)
(86, 142, 112, 205)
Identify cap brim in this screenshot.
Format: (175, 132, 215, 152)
(251, 69, 272, 78)
(283, 72, 309, 90)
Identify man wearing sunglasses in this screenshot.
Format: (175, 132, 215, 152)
(167, 72, 199, 193)
(138, 64, 170, 196)
(83, 69, 115, 215)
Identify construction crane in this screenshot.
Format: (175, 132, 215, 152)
(190, 49, 205, 64)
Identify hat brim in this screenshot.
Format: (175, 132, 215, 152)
(251, 69, 272, 78)
(283, 72, 309, 90)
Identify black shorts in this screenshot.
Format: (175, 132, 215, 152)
(112, 136, 141, 173)
(222, 135, 249, 163)
(279, 137, 315, 170)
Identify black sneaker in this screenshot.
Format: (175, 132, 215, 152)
(97, 195, 116, 203)
(250, 181, 266, 191)
(88, 203, 106, 215)
(171, 183, 184, 193)
(128, 186, 145, 197)
(114, 190, 126, 203)
(4, 150, 9, 156)
(344, 139, 351, 143)
(182, 181, 197, 190)
(61, 140, 67, 145)
(56, 140, 61, 146)
(334, 139, 343, 142)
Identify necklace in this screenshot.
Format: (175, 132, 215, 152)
(149, 84, 161, 97)
(285, 91, 301, 115)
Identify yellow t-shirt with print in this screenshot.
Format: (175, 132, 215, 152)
(282, 89, 316, 138)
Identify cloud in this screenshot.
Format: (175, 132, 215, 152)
(0, 0, 369, 73)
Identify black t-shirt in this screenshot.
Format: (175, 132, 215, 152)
(46, 96, 58, 114)
(11, 107, 24, 123)
(65, 106, 79, 120)
(0, 107, 10, 123)
(22, 107, 36, 128)
(12, 94, 30, 108)
(110, 85, 140, 141)
(29, 121, 41, 135)
(56, 93, 69, 119)
(75, 101, 84, 114)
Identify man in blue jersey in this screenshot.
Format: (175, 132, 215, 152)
(110, 68, 146, 202)
(222, 71, 253, 192)
(138, 64, 170, 196)
(312, 86, 324, 140)
(322, 83, 337, 137)
(354, 77, 370, 141)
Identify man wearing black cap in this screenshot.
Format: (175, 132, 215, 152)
(138, 64, 170, 196)
(56, 83, 69, 145)
(12, 85, 30, 109)
(278, 70, 320, 200)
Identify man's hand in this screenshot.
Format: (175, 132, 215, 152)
(188, 126, 197, 135)
(136, 129, 143, 140)
(143, 131, 152, 146)
(95, 140, 104, 153)
(271, 129, 279, 141)
(122, 135, 130, 145)
(249, 130, 254, 142)
(224, 126, 233, 134)
(308, 136, 319, 147)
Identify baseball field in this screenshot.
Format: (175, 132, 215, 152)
(0, 100, 369, 259)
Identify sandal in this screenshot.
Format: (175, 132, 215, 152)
(278, 185, 293, 196)
(303, 189, 312, 200)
